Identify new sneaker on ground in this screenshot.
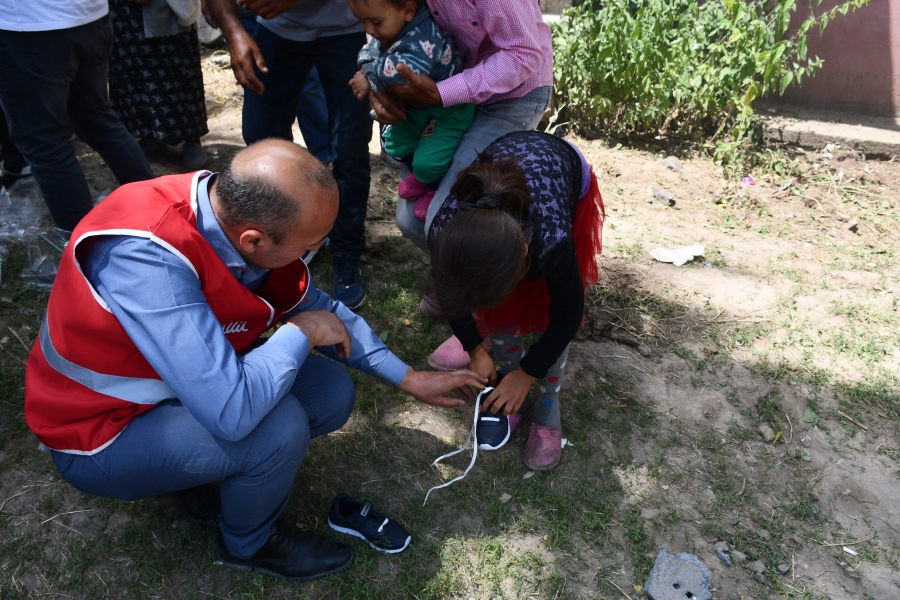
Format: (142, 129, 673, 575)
(327, 493, 411, 553)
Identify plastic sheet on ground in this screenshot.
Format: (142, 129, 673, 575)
(649, 245, 705, 267)
(21, 228, 70, 290)
(0, 178, 49, 243)
(0, 178, 82, 289)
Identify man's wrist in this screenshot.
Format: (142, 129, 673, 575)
(397, 366, 415, 392)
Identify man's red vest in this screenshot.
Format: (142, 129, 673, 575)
(24, 172, 310, 454)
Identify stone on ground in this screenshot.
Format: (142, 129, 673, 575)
(645, 547, 711, 600)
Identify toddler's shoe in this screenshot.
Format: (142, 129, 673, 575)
(427, 335, 470, 371)
(398, 174, 428, 202)
(419, 293, 441, 316)
(327, 494, 411, 554)
(523, 423, 562, 471)
(427, 336, 494, 371)
(412, 188, 436, 220)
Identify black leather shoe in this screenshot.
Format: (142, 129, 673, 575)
(216, 521, 354, 581)
(168, 484, 221, 529)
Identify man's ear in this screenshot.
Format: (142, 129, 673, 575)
(237, 229, 273, 255)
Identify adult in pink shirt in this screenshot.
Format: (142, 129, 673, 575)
(370, 0, 553, 252)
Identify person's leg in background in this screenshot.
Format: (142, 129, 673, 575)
(0, 103, 32, 189)
(50, 355, 356, 568)
(0, 18, 153, 232)
(395, 87, 552, 252)
(313, 32, 372, 309)
(241, 26, 314, 145)
(67, 17, 154, 189)
(234, 8, 332, 165)
(295, 68, 335, 165)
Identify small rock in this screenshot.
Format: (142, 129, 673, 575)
(730, 517, 740, 526)
(777, 563, 791, 575)
(848, 220, 859, 234)
(499, 493, 512, 504)
(757, 425, 775, 443)
(663, 156, 683, 172)
(714, 541, 730, 553)
(650, 185, 676, 207)
(644, 547, 711, 600)
(637, 344, 651, 357)
(715, 548, 731, 565)
(731, 550, 747, 563)
(754, 573, 766, 584)
(758, 529, 771, 541)
(646, 196, 654, 204)
(747, 560, 766, 574)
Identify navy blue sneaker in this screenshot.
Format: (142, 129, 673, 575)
(328, 494, 411, 553)
(477, 371, 511, 450)
(332, 252, 366, 310)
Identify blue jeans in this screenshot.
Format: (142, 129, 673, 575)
(235, 10, 334, 164)
(0, 16, 154, 231)
(242, 27, 370, 255)
(51, 355, 356, 559)
(395, 86, 552, 253)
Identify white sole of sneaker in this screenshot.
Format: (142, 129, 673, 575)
(327, 519, 411, 554)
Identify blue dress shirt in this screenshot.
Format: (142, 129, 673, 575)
(78, 175, 408, 442)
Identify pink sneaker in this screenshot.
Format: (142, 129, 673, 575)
(412, 188, 436, 220)
(508, 413, 523, 433)
(419, 293, 441, 316)
(398, 174, 428, 202)
(427, 335, 471, 371)
(523, 423, 562, 470)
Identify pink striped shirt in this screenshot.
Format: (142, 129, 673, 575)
(425, 0, 553, 107)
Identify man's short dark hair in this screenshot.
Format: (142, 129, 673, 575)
(214, 147, 335, 244)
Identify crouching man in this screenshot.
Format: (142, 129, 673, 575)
(24, 140, 484, 581)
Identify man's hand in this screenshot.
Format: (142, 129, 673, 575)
(227, 30, 268, 94)
(200, 0, 218, 28)
(349, 70, 371, 102)
(481, 368, 535, 416)
(204, 0, 268, 94)
(369, 91, 407, 124)
(385, 64, 441, 106)
(468, 344, 498, 386)
(398, 367, 487, 408)
(285, 311, 351, 358)
(237, 0, 297, 19)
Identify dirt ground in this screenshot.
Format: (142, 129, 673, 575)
(1, 50, 899, 600)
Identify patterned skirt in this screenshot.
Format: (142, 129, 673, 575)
(108, 0, 208, 146)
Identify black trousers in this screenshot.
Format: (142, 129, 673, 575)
(0, 16, 154, 231)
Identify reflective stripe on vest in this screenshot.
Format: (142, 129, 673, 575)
(40, 315, 176, 404)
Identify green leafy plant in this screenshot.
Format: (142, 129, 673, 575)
(551, 0, 870, 170)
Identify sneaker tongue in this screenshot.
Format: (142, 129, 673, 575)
(360, 500, 373, 518)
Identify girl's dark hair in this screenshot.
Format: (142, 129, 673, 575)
(431, 152, 532, 317)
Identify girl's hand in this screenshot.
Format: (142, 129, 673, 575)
(482, 368, 535, 416)
(468, 345, 497, 386)
(348, 71, 371, 101)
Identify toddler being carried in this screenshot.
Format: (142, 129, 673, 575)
(348, 0, 474, 219)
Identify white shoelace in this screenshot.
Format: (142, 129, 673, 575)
(423, 386, 494, 506)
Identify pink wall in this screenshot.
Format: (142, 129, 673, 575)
(772, 0, 898, 116)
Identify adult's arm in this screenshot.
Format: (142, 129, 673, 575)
(518, 240, 583, 379)
(286, 277, 410, 386)
(204, 0, 268, 94)
(286, 277, 486, 405)
(81, 236, 323, 442)
(435, 0, 548, 107)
